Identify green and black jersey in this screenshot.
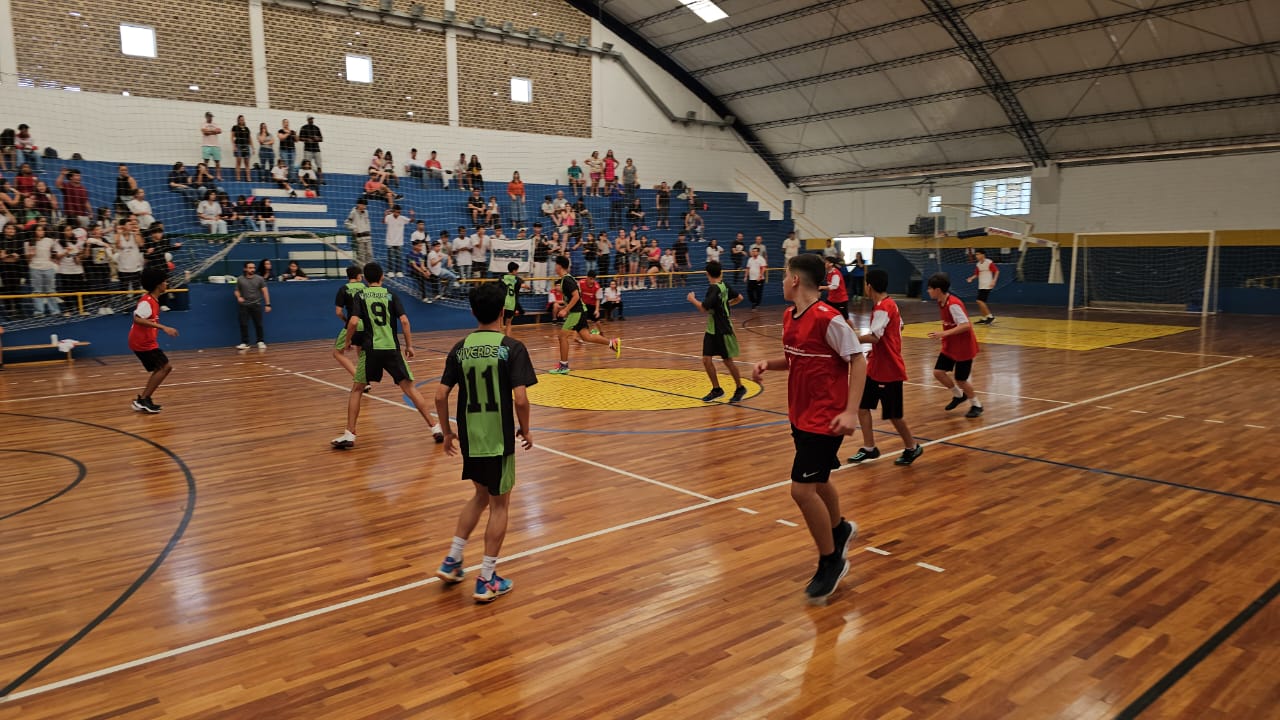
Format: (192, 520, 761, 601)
(702, 281, 739, 336)
(441, 331, 538, 457)
(560, 274, 586, 314)
(501, 273, 523, 312)
(335, 280, 366, 331)
(352, 285, 406, 351)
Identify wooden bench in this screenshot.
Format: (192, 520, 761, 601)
(0, 340, 91, 368)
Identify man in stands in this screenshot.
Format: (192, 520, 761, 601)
(344, 199, 373, 266)
(200, 112, 223, 181)
(55, 168, 91, 228)
(299, 116, 324, 183)
(405, 149, 427, 186)
(364, 169, 402, 204)
(425, 150, 447, 189)
(115, 164, 139, 208)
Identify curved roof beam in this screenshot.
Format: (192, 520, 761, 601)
(753, 41, 1280, 131)
(721, 0, 1246, 101)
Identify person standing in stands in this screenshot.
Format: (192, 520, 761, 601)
(231, 115, 253, 182)
(277, 119, 298, 178)
(200, 112, 223, 181)
(233, 260, 271, 350)
(299, 116, 324, 183)
(345, 199, 372, 266)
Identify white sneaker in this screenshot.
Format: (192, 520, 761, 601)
(257, 341, 267, 349)
(236, 343, 250, 350)
(160, 305, 171, 311)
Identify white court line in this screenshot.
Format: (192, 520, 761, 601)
(0, 374, 292, 404)
(287, 371, 714, 501)
(776, 519, 798, 528)
(1165, 415, 1185, 419)
(916, 562, 945, 573)
(737, 507, 759, 515)
(864, 547, 892, 556)
(1097, 346, 1244, 359)
(904, 380, 1070, 405)
(1204, 419, 1225, 424)
(1245, 424, 1267, 430)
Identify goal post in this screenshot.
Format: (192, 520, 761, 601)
(1069, 230, 1217, 316)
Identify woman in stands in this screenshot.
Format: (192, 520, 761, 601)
(259, 258, 275, 282)
(113, 218, 145, 292)
(298, 160, 320, 196)
(369, 149, 384, 175)
(197, 191, 228, 235)
(613, 230, 629, 289)
(585, 151, 604, 197)
(603, 150, 619, 197)
(280, 260, 308, 281)
(232, 115, 253, 182)
(507, 171, 526, 227)
(24, 224, 60, 316)
(218, 191, 239, 231)
(381, 152, 399, 189)
(256, 122, 275, 180)
(55, 221, 86, 299)
(645, 237, 662, 290)
(622, 158, 638, 198)
(30, 180, 58, 221)
(628, 198, 646, 230)
(255, 198, 277, 232)
(127, 189, 155, 230)
(627, 231, 644, 291)
(467, 155, 484, 192)
(595, 231, 612, 277)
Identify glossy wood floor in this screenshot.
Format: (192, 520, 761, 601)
(1, 300, 1277, 719)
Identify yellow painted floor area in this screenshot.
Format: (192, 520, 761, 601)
(901, 316, 1195, 351)
(527, 368, 763, 410)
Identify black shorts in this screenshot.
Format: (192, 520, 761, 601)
(134, 348, 168, 372)
(702, 332, 737, 359)
(859, 378, 905, 420)
(463, 454, 516, 495)
(356, 348, 413, 385)
(791, 426, 844, 484)
(503, 308, 518, 321)
(977, 288, 991, 302)
(934, 353, 974, 382)
(829, 300, 848, 319)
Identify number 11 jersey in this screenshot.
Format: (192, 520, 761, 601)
(441, 330, 539, 457)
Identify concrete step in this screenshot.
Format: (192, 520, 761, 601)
(250, 188, 329, 199)
(276, 218, 338, 229)
(289, 249, 354, 261)
(272, 202, 328, 213)
(279, 235, 347, 245)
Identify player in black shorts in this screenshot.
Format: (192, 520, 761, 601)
(128, 267, 179, 413)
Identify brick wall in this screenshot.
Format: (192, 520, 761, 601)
(457, 0, 589, 40)
(456, 38, 591, 137)
(261, 7, 449, 125)
(9, 0, 254, 105)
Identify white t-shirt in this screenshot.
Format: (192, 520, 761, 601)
(29, 237, 59, 271)
(452, 236, 473, 264)
(201, 122, 220, 147)
(974, 258, 998, 290)
(127, 198, 155, 228)
(56, 240, 84, 274)
(115, 234, 144, 273)
(782, 236, 800, 259)
(747, 255, 767, 281)
(706, 245, 722, 263)
(470, 233, 488, 264)
(384, 213, 411, 247)
(271, 166, 287, 181)
(427, 249, 447, 275)
(660, 254, 675, 272)
(603, 286, 621, 303)
(410, 229, 428, 247)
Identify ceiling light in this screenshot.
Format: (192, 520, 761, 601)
(679, 0, 728, 23)
(188, 84, 199, 91)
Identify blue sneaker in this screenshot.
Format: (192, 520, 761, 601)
(436, 557, 464, 584)
(473, 573, 513, 603)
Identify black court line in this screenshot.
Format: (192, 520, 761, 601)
(0, 450, 86, 521)
(1114, 579, 1280, 719)
(0, 412, 197, 698)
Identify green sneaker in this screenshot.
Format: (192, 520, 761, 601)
(548, 365, 570, 375)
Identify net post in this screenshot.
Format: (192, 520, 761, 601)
(1200, 230, 1216, 318)
(1067, 233, 1080, 312)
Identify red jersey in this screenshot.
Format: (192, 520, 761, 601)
(783, 302, 859, 435)
(825, 267, 848, 303)
(129, 294, 160, 351)
(866, 296, 908, 382)
(579, 278, 600, 306)
(939, 293, 978, 361)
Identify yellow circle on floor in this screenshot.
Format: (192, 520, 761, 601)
(527, 368, 763, 411)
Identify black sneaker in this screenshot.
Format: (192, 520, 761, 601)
(986, 316, 995, 324)
(701, 387, 726, 402)
(133, 395, 161, 414)
(945, 394, 968, 411)
(895, 444, 924, 466)
(729, 386, 747, 403)
(805, 554, 849, 603)
(847, 447, 880, 463)
(965, 405, 984, 418)
(144, 397, 162, 412)
(832, 519, 858, 560)
(363, 384, 372, 394)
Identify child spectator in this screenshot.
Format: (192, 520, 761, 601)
(486, 196, 501, 228)
(272, 160, 296, 197)
(298, 160, 320, 196)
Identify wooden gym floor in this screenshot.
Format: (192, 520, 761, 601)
(1, 301, 1277, 719)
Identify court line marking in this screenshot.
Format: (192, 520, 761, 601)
(916, 562, 945, 573)
(0, 373, 293, 404)
(737, 507, 759, 515)
(1245, 424, 1267, 429)
(776, 519, 798, 528)
(1098, 346, 1244, 359)
(864, 547, 892, 556)
(287, 371, 714, 501)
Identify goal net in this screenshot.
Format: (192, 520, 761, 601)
(1070, 231, 1217, 315)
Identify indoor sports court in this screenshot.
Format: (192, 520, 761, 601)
(2, 0, 1278, 718)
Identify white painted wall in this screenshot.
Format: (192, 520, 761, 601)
(0, 13, 790, 205)
(795, 152, 1280, 238)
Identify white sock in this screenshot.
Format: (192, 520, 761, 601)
(862, 446, 876, 452)
(480, 555, 498, 581)
(559, 361, 569, 368)
(971, 397, 983, 408)
(951, 386, 965, 398)
(448, 536, 467, 563)
(338, 430, 355, 442)
(431, 423, 442, 434)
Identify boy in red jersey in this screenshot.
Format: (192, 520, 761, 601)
(847, 268, 923, 466)
(752, 253, 866, 604)
(966, 249, 999, 323)
(819, 253, 849, 319)
(926, 273, 984, 418)
(129, 267, 179, 413)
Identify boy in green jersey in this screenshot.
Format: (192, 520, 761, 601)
(435, 281, 538, 602)
(499, 261, 524, 336)
(332, 262, 444, 449)
(549, 255, 620, 375)
(332, 265, 370, 392)
(687, 260, 746, 403)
